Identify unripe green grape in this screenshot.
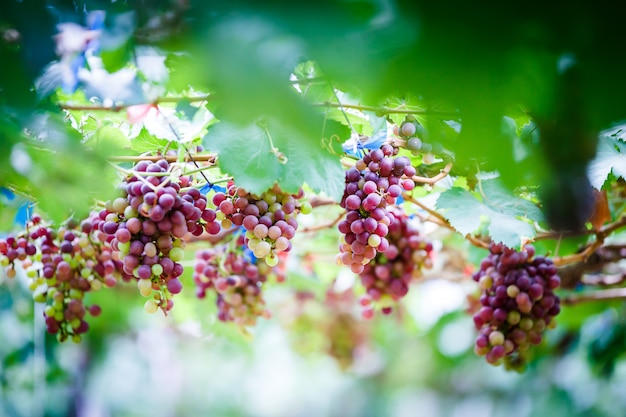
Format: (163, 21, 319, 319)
(488, 330, 505, 346)
(300, 202, 312, 215)
(151, 264, 164, 276)
(367, 234, 381, 248)
(265, 253, 279, 267)
(137, 279, 152, 292)
(254, 241, 271, 258)
(32, 288, 47, 303)
(507, 310, 521, 325)
(124, 205, 138, 218)
(44, 305, 56, 317)
(71, 335, 81, 343)
(112, 197, 128, 214)
(69, 289, 83, 299)
(144, 299, 159, 314)
(479, 275, 493, 290)
(507, 285, 520, 298)
(519, 317, 534, 331)
(118, 241, 130, 254)
(263, 193, 276, 204)
(169, 247, 184, 262)
(247, 238, 260, 251)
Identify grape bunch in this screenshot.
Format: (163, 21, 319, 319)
(100, 158, 221, 314)
(193, 235, 273, 329)
(211, 184, 311, 265)
(277, 288, 371, 370)
(337, 144, 416, 274)
(1, 215, 122, 342)
(472, 243, 561, 368)
(358, 208, 433, 319)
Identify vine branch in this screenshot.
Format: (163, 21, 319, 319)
(552, 215, 626, 267)
(109, 154, 217, 163)
(59, 94, 213, 112)
(311, 101, 459, 117)
(412, 162, 453, 185)
(562, 287, 626, 305)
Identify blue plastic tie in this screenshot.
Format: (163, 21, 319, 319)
(200, 183, 227, 195)
(342, 127, 387, 159)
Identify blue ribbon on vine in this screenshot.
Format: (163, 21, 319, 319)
(0, 187, 32, 227)
(200, 183, 227, 195)
(342, 126, 387, 159)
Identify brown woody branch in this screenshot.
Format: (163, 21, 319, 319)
(59, 94, 213, 112)
(561, 287, 626, 305)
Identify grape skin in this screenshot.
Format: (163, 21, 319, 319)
(357, 208, 433, 318)
(337, 144, 417, 273)
(100, 158, 221, 314)
(472, 243, 561, 369)
(212, 184, 306, 261)
(0, 213, 124, 342)
(193, 238, 274, 328)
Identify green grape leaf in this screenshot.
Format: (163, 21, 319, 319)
(130, 128, 171, 153)
(383, 95, 425, 127)
(587, 125, 626, 189)
(203, 119, 345, 200)
(323, 108, 371, 136)
(204, 121, 280, 194)
(436, 179, 543, 248)
(293, 61, 334, 104)
(270, 119, 345, 199)
(85, 124, 129, 156)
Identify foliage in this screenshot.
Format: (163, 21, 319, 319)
(2, 1, 626, 416)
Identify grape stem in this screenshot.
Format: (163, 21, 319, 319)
(109, 162, 158, 192)
(301, 212, 345, 233)
(309, 196, 338, 208)
(412, 162, 453, 185)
